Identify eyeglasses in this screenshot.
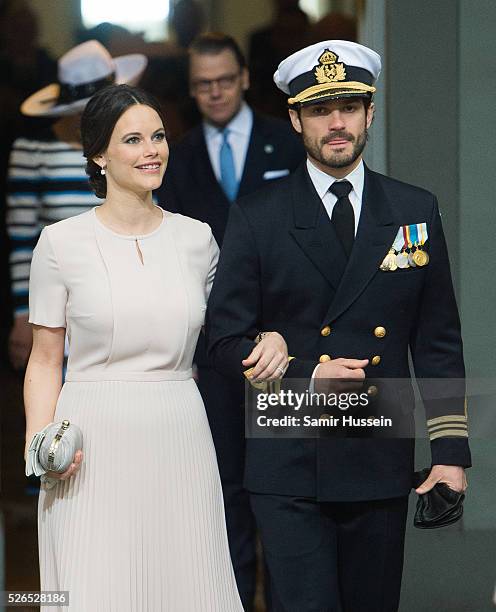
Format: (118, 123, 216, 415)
(191, 72, 241, 94)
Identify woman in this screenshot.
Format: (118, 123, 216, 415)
(25, 84, 288, 611)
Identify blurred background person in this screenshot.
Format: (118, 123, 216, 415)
(170, 0, 207, 50)
(307, 11, 358, 44)
(77, 21, 149, 57)
(0, 0, 57, 361)
(247, 0, 310, 118)
(139, 0, 208, 142)
(156, 32, 304, 610)
(6, 40, 147, 370)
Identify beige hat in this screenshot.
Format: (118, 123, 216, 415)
(21, 40, 148, 117)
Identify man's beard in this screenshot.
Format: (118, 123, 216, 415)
(303, 127, 368, 169)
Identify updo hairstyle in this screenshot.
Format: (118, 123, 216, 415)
(80, 84, 165, 198)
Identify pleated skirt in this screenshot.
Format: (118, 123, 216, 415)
(38, 378, 243, 611)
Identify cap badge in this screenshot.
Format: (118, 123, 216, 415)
(314, 49, 346, 84)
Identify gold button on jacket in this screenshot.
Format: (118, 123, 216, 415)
(374, 326, 386, 338)
(371, 355, 381, 366)
(321, 326, 331, 337)
(367, 385, 378, 397)
(319, 354, 331, 363)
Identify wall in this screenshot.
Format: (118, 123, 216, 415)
(387, 0, 460, 279)
(210, 0, 273, 52)
(360, 0, 386, 174)
(388, 3, 496, 610)
(459, 0, 496, 379)
(27, 0, 81, 58)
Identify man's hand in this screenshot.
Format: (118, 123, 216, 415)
(9, 314, 32, 370)
(315, 358, 369, 379)
(415, 464, 467, 494)
(242, 332, 288, 381)
(314, 357, 368, 394)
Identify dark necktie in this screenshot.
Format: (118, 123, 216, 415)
(329, 180, 355, 258)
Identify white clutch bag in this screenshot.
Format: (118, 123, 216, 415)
(26, 420, 83, 477)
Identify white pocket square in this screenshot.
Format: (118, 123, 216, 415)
(263, 169, 290, 180)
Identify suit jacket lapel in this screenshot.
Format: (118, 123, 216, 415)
(324, 167, 398, 323)
(191, 126, 230, 205)
(238, 114, 266, 197)
(289, 164, 348, 291)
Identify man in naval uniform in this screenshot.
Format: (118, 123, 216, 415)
(206, 40, 470, 611)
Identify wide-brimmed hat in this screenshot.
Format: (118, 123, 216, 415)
(21, 40, 148, 117)
(274, 40, 381, 106)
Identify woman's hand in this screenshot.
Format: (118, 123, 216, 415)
(242, 332, 288, 381)
(45, 450, 83, 482)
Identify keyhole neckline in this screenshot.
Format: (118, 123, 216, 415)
(93, 205, 166, 241)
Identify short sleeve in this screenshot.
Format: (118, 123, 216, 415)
(206, 230, 220, 300)
(28, 228, 67, 328)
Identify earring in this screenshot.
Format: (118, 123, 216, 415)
(100, 167, 106, 176)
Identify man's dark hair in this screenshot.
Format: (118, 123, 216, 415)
(362, 96, 372, 111)
(81, 84, 165, 199)
(189, 32, 246, 69)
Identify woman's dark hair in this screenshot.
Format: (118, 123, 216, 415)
(81, 84, 165, 199)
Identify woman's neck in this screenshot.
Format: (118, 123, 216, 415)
(96, 192, 162, 236)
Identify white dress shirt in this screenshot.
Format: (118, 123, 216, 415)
(306, 157, 365, 235)
(203, 103, 253, 183)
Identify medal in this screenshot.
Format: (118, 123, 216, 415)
(396, 251, 409, 268)
(406, 225, 418, 268)
(386, 249, 397, 271)
(405, 225, 416, 267)
(396, 226, 410, 268)
(412, 249, 429, 266)
(380, 249, 397, 271)
(381, 222, 430, 272)
(381, 227, 406, 272)
(380, 255, 391, 271)
(415, 222, 430, 266)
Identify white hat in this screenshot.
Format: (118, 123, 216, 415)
(21, 40, 148, 117)
(274, 40, 381, 106)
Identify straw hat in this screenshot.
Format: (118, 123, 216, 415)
(21, 40, 148, 117)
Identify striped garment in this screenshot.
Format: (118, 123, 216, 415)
(6, 134, 101, 316)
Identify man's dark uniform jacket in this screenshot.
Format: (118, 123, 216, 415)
(206, 162, 471, 502)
